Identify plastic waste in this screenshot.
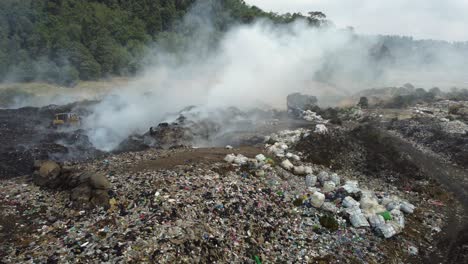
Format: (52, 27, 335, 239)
(281, 159, 294, 170)
(350, 213, 370, 228)
(310, 192, 325, 208)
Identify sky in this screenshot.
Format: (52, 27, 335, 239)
(246, 0, 468, 42)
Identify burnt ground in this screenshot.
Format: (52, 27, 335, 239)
(0, 102, 103, 179)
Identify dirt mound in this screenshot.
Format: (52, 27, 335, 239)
(295, 124, 425, 185)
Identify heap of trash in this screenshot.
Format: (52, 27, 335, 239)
(225, 129, 417, 240)
(0, 127, 446, 263)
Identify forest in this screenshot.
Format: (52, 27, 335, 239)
(0, 0, 326, 85)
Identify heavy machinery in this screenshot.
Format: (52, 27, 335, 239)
(52, 113, 81, 127)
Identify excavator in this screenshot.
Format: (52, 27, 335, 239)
(51, 113, 81, 128)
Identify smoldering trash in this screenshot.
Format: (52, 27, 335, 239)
(2, 91, 467, 263)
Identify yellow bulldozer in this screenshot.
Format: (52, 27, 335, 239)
(52, 113, 81, 128)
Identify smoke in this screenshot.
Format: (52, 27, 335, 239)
(83, 1, 468, 151)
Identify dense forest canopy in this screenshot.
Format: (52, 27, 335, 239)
(0, 0, 327, 85)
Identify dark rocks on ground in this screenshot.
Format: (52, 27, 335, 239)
(30, 161, 111, 208)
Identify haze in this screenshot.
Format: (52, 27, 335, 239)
(247, 0, 468, 42)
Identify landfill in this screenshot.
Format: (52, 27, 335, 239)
(0, 125, 451, 263)
(1, 94, 467, 263)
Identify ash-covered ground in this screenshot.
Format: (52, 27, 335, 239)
(1, 90, 468, 263)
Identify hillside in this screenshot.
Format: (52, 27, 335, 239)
(0, 0, 326, 85)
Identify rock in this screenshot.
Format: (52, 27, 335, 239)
(33, 160, 45, 169)
(70, 184, 92, 205)
(91, 189, 110, 207)
(34, 161, 62, 187)
(281, 159, 294, 170)
(310, 192, 325, 208)
(322, 181, 336, 193)
(305, 175, 317, 187)
(90, 173, 111, 190)
(39, 161, 61, 179)
(350, 213, 370, 228)
(225, 145, 233, 149)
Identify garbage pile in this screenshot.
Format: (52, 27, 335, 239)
(287, 93, 318, 119)
(226, 128, 417, 240)
(302, 110, 327, 123)
(0, 127, 451, 263)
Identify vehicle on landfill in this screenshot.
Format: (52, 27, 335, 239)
(51, 113, 81, 128)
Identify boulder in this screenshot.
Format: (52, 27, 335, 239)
(90, 173, 111, 190)
(70, 184, 92, 205)
(34, 161, 62, 187)
(91, 189, 110, 207)
(39, 161, 61, 179)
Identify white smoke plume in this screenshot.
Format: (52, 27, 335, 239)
(84, 1, 468, 151)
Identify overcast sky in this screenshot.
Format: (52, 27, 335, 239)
(246, 0, 468, 42)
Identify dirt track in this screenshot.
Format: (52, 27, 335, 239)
(377, 128, 468, 263)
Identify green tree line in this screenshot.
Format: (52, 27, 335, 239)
(0, 0, 327, 85)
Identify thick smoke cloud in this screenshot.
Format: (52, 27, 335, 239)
(84, 1, 468, 150)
